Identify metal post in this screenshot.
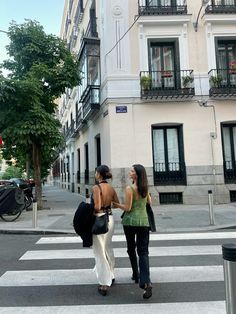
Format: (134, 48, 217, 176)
(85, 193, 90, 204)
(32, 198, 37, 228)
(222, 244, 236, 314)
(208, 190, 215, 225)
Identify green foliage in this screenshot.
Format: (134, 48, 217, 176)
(182, 75, 194, 88)
(140, 74, 152, 90)
(1, 165, 23, 179)
(210, 74, 223, 87)
(0, 20, 81, 206)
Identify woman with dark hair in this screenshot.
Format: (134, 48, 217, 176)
(113, 164, 152, 299)
(92, 165, 119, 296)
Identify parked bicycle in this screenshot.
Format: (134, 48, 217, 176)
(0, 184, 26, 222)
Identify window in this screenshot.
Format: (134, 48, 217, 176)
(84, 143, 89, 184)
(95, 135, 101, 167)
(149, 40, 180, 90)
(152, 125, 186, 185)
(216, 39, 236, 86)
(77, 149, 81, 183)
(222, 123, 236, 182)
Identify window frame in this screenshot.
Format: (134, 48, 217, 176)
(151, 124, 186, 185)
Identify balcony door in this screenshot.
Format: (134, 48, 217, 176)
(217, 40, 236, 86)
(149, 42, 178, 89)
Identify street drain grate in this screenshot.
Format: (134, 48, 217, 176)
(161, 216, 172, 219)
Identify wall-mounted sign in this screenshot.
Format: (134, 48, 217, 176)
(116, 105, 127, 113)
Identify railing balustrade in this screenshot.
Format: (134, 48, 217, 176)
(208, 69, 236, 96)
(153, 161, 186, 185)
(138, 0, 187, 15)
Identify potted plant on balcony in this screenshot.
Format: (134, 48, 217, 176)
(182, 75, 194, 88)
(210, 74, 223, 88)
(140, 74, 152, 91)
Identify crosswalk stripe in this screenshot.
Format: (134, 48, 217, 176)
(0, 301, 226, 314)
(0, 265, 223, 286)
(20, 245, 222, 260)
(36, 231, 236, 244)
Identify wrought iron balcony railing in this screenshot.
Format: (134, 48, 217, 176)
(81, 85, 100, 120)
(154, 161, 186, 185)
(224, 161, 236, 183)
(205, 3, 236, 14)
(65, 120, 75, 140)
(140, 70, 194, 99)
(138, 0, 187, 15)
(208, 68, 236, 97)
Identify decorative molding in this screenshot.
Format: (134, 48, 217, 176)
(112, 5, 123, 17)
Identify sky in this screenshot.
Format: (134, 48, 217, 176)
(0, 0, 65, 65)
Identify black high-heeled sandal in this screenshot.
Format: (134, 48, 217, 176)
(98, 285, 108, 296)
(143, 284, 152, 299)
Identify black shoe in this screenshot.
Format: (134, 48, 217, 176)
(131, 274, 139, 284)
(143, 285, 152, 299)
(98, 285, 107, 296)
(111, 278, 115, 286)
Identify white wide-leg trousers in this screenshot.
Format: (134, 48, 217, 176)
(92, 214, 115, 286)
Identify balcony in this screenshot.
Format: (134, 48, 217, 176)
(65, 120, 75, 140)
(81, 85, 100, 120)
(208, 69, 236, 97)
(205, 3, 236, 14)
(75, 107, 86, 132)
(138, 0, 187, 15)
(153, 161, 186, 185)
(84, 17, 98, 38)
(140, 70, 195, 99)
(224, 161, 236, 183)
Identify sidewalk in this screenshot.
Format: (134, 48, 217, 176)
(1, 184, 236, 234)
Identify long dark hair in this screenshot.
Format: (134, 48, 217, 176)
(96, 165, 112, 180)
(133, 164, 148, 198)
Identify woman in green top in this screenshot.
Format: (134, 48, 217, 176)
(114, 164, 152, 299)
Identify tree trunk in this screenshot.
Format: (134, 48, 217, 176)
(32, 141, 43, 209)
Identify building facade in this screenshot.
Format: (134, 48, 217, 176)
(54, 0, 236, 205)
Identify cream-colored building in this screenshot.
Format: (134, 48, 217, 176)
(54, 0, 236, 205)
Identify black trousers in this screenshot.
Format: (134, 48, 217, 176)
(123, 225, 151, 288)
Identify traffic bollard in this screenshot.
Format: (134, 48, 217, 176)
(222, 243, 236, 314)
(208, 190, 215, 225)
(32, 198, 38, 228)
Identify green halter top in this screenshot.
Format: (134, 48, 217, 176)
(122, 186, 149, 227)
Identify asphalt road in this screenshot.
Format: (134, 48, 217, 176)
(0, 230, 235, 313)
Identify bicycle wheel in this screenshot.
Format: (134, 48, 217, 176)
(0, 206, 24, 222)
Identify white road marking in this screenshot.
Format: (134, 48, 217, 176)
(0, 265, 223, 286)
(0, 301, 226, 314)
(20, 245, 223, 260)
(36, 231, 236, 244)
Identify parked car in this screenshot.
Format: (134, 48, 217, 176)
(0, 180, 17, 187)
(9, 178, 29, 189)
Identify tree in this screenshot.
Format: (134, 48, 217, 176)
(2, 165, 23, 180)
(0, 20, 81, 208)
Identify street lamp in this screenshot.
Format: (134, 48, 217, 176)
(193, 0, 210, 32)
